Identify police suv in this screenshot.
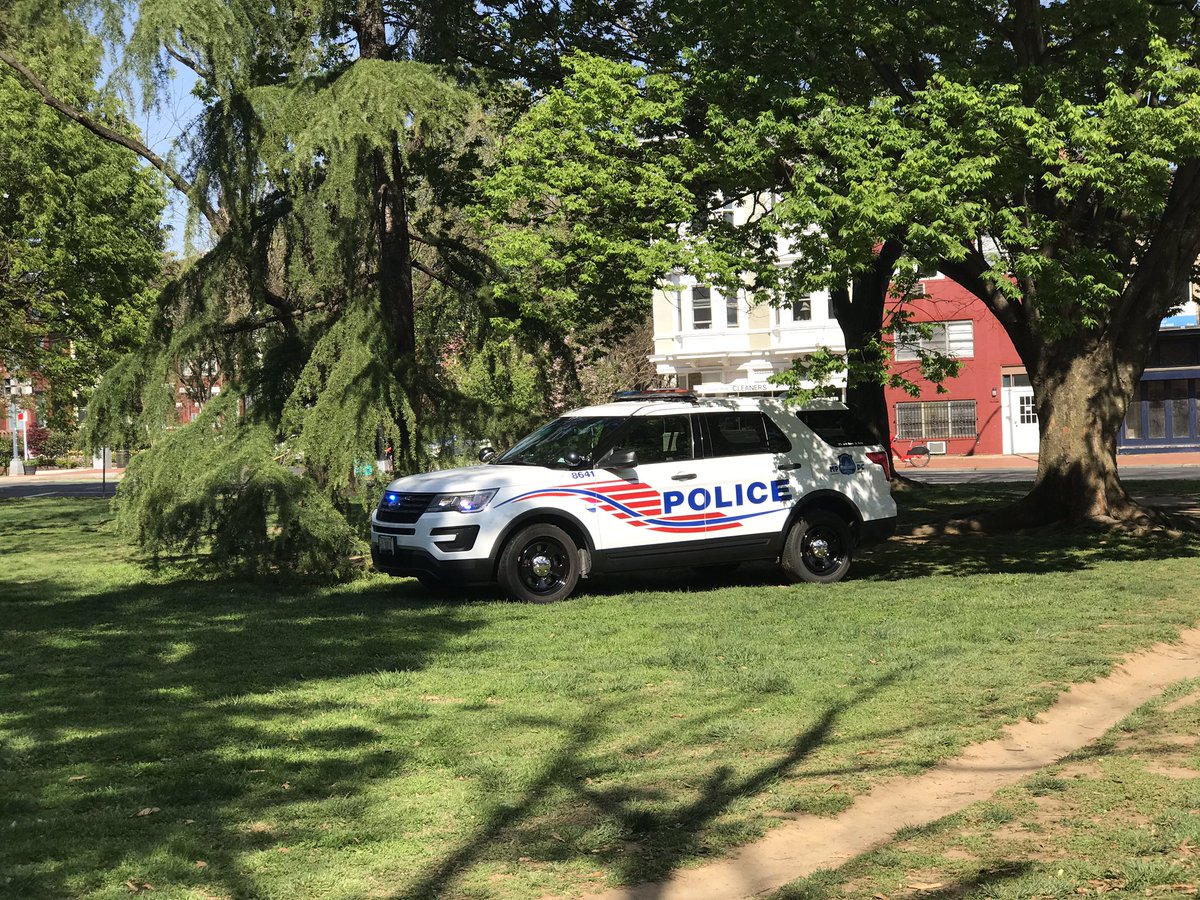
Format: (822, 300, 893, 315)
(371, 391, 897, 602)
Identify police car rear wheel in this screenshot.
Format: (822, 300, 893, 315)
(498, 523, 580, 603)
(782, 511, 853, 584)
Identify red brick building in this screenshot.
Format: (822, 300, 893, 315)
(884, 275, 1037, 458)
(883, 275, 1200, 458)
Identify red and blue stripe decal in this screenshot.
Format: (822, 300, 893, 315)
(497, 480, 787, 534)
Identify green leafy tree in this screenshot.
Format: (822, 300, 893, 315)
(3, 1, 503, 571)
(479, 53, 703, 376)
(667, 0, 1200, 523)
(0, 25, 163, 428)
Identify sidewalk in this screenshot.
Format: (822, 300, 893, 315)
(923, 450, 1200, 470)
(0, 466, 125, 481)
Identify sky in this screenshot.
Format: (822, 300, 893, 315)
(112, 56, 203, 257)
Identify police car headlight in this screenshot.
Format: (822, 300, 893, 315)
(430, 490, 497, 514)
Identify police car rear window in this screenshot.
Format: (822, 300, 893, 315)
(796, 409, 876, 447)
(701, 412, 791, 457)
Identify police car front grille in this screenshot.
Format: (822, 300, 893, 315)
(377, 492, 435, 524)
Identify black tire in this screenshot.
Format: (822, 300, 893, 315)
(781, 510, 854, 584)
(497, 523, 581, 603)
(908, 446, 931, 468)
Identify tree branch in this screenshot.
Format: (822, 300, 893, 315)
(859, 44, 916, 104)
(0, 49, 226, 236)
(939, 242, 1035, 364)
(164, 45, 213, 81)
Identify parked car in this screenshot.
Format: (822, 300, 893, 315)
(371, 391, 896, 602)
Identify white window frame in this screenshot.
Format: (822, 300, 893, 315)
(895, 320, 974, 360)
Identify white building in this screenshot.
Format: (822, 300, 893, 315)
(649, 201, 846, 395)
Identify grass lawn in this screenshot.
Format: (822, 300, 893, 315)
(1, 483, 1198, 899)
(770, 677, 1200, 900)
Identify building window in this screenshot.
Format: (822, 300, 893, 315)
(1125, 393, 1140, 438)
(790, 295, 811, 322)
(726, 294, 739, 327)
(1018, 395, 1037, 425)
(684, 371, 721, 390)
(895, 320, 974, 360)
(1125, 378, 1197, 441)
(895, 400, 977, 440)
(692, 285, 711, 330)
(827, 294, 837, 320)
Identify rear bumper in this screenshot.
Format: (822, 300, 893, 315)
(857, 516, 896, 547)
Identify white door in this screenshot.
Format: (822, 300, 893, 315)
(590, 413, 707, 552)
(1002, 377, 1040, 455)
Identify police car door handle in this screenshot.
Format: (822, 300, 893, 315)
(671, 472, 697, 481)
(778, 462, 802, 471)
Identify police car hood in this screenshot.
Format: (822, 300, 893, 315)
(384, 464, 567, 494)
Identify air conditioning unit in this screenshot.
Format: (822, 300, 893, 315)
(926, 440, 948, 455)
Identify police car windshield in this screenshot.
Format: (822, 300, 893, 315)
(494, 416, 626, 469)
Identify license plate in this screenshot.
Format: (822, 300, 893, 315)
(378, 534, 394, 553)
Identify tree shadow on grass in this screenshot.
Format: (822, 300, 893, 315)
(0, 570, 487, 899)
(873, 482, 1200, 579)
(390, 666, 912, 899)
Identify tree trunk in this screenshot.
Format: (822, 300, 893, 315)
(834, 239, 903, 456)
(1000, 337, 1146, 525)
(354, 0, 420, 463)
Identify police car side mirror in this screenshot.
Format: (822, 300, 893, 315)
(478, 446, 496, 463)
(598, 448, 637, 469)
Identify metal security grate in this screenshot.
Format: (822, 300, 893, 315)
(896, 400, 977, 440)
(376, 493, 435, 524)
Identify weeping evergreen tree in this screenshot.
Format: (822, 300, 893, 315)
(3, 1, 538, 572)
(1, 1, 701, 572)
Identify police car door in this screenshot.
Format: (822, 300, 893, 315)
(591, 412, 703, 558)
(688, 410, 796, 550)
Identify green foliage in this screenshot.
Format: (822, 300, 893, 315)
(0, 63, 164, 404)
(115, 392, 359, 576)
(281, 297, 418, 485)
(68, 3, 501, 575)
(444, 335, 548, 451)
(478, 52, 703, 342)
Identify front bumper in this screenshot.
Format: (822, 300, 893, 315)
(371, 518, 493, 584)
(370, 544, 494, 584)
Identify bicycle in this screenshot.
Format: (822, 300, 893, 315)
(891, 435, 931, 467)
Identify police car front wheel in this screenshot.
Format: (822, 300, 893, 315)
(781, 511, 853, 584)
(498, 523, 581, 603)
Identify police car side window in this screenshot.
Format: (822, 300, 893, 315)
(702, 412, 792, 457)
(612, 416, 693, 464)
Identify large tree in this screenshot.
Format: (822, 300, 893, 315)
(621, 0, 1200, 523)
(2, 1, 673, 570)
(0, 18, 163, 426)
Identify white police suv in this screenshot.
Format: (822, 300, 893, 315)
(371, 391, 897, 602)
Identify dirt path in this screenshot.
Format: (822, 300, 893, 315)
(583, 627, 1200, 900)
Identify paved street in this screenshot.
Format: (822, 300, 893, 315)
(907, 464, 1200, 484)
(0, 471, 122, 500)
(2, 451, 1199, 499)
